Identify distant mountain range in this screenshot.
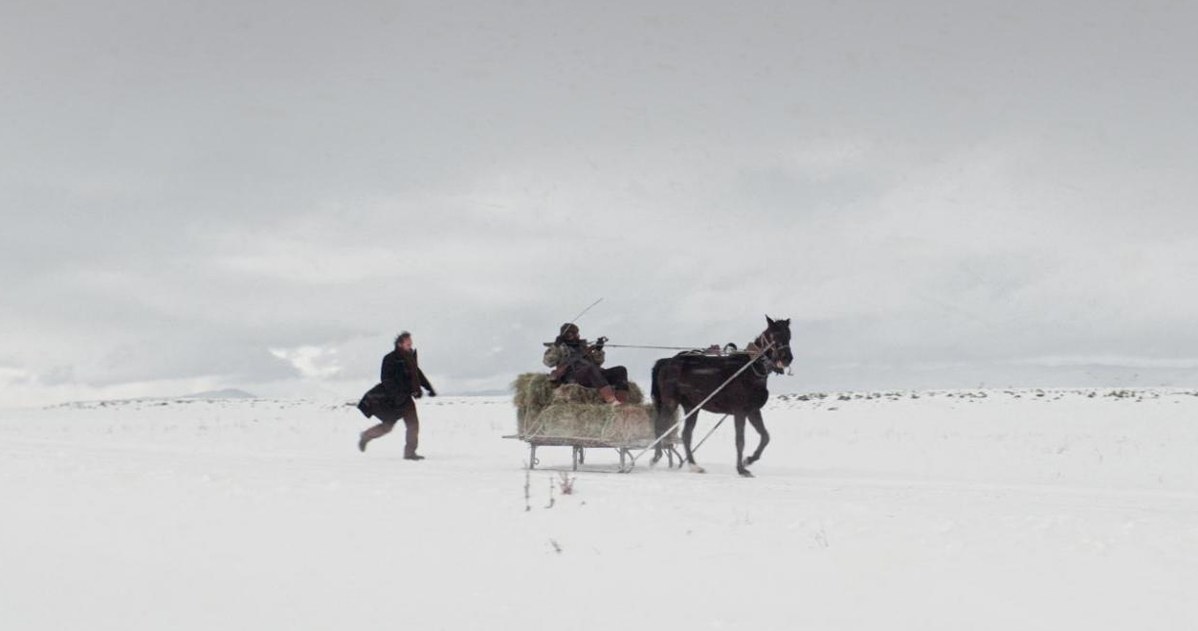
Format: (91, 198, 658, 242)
(178, 388, 258, 399)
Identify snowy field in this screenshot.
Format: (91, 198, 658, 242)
(2, 388, 1197, 630)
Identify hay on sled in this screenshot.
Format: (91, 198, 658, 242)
(522, 403, 656, 447)
(512, 373, 556, 426)
(512, 373, 647, 435)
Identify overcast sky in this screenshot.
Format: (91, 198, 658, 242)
(3, 1, 1197, 405)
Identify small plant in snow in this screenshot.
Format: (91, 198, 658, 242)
(545, 476, 555, 509)
(557, 471, 575, 495)
(523, 465, 531, 512)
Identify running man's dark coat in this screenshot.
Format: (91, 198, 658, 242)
(358, 349, 433, 422)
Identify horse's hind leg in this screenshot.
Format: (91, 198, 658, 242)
(681, 407, 705, 473)
(745, 409, 770, 467)
(651, 382, 678, 467)
(734, 414, 753, 477)
(650, 445, 676, 467)
(650, 395, 676, 467)
(655, 443, 682, 468)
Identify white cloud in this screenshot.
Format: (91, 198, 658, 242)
(269, 346, 342, 380)
(0, 366, 33, 387)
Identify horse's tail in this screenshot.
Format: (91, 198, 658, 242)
(650, 358, 662, 408)
(650, 358, 679, 439)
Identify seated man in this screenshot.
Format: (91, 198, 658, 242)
(542, 323, 630, 405)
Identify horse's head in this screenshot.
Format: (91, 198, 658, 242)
(756, 316, 794, 374)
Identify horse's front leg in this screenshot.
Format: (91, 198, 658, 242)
(745, 409, 770, 466)
(734, 414, 753, 477)
(681, 408, 704, 473)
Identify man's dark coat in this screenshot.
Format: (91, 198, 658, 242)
(358, 349, 432, 422)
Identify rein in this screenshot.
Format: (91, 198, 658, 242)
(601, 344, 703, 351)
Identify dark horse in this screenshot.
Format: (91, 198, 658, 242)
(650, 316, 794, 477)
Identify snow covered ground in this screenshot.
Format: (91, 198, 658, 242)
(2, 388, 1196, 630)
